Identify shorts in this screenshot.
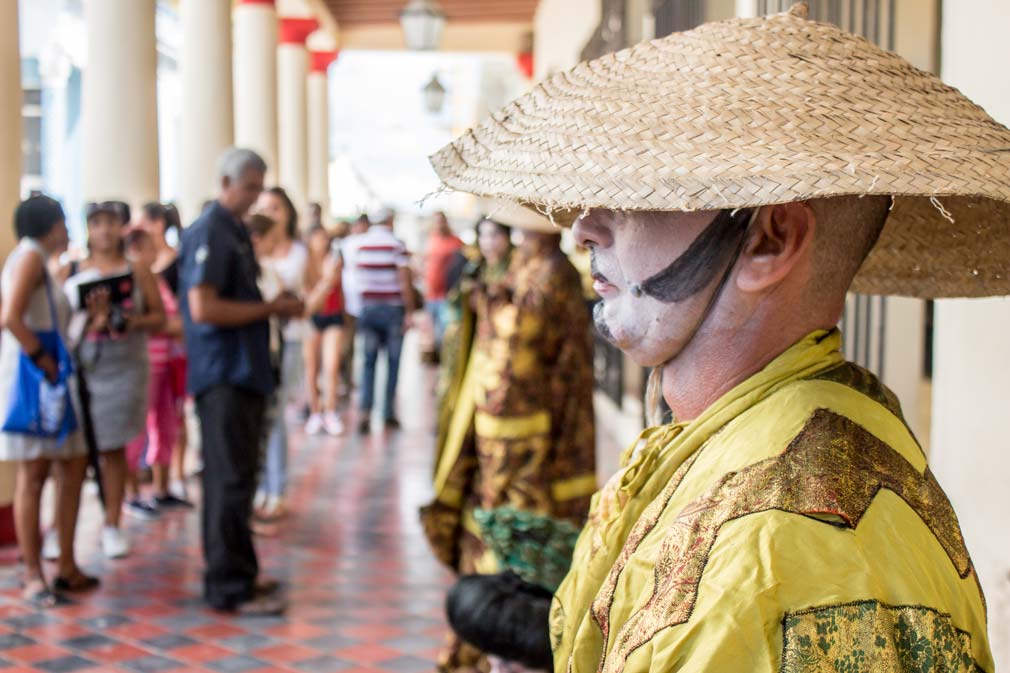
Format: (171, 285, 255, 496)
(310, 313, 345, 331)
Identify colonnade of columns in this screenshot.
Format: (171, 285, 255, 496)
(10, 0, 339, 227)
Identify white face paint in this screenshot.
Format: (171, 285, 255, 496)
(577, 209, 736, 367)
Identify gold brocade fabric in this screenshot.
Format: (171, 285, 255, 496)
(551, 330, 993, 673)
(781, 601, 979, 673)
(421, 242, 597, 673)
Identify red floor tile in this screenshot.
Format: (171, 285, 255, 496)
(263, 622, 331, 641)
(4, 643, 74, 663)
(252, 642, 323, 662)
(330, 643, 404, 665)
(105, 621, 172, 641)
(171, 642, 238, 663)
(185, 622, 248, 640)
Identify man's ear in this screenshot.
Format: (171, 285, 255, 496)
(735, 202, 816, 293)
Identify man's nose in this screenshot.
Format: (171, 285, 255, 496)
(573, 212, 613, 249)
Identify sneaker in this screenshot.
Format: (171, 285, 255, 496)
(101, 527, 129, 559)
(384, 416, 401, 430)
(154, 494, 194, 510)
(323, 412, 344, 437)
(305, 413, 325, 436)
(42, 529, 60, 562)
(124, 499, 160, 521)
(357, 417, 370, 434)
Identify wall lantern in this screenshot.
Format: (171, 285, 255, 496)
(399, 0, 447, 51)
(422, 73, 447, 114)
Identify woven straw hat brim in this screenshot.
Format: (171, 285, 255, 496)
(430, 3, 1010, 298)
(482, 199, 559, 234)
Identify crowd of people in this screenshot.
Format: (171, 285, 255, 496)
(0, 147, 423, 614)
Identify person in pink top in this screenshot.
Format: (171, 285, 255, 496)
(424, 211, 462, 356)
(124, 229, 192, 517)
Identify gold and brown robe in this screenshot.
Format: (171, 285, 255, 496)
(422, 241, 597, 672)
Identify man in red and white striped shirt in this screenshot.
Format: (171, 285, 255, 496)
(341, 208, 415, 432)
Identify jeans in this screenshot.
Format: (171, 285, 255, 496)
(427, 299, 446, 350)
(358, 304, 405, 419)
(260, 345, 298, 498)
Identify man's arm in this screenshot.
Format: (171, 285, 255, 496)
(189, 284, 301, 327)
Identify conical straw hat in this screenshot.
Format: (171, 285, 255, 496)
(431, 3, 1010, 298)
(482, 199, 558, 234)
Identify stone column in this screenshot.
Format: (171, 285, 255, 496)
(81, 0, 160, 207)
(234, 0, 279, 176)
(179, 0, 234, 224)
(0, 0, 22, 543)
(277, 17, 317, 220)
(307, 49, 337, 222)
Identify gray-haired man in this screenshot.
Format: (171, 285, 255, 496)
(179, 148, 303, 615)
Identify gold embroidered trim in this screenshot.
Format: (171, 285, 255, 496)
(552, 474, 599, 502)
(781, 600, 983, 673)
(598, 409, 976, 673)
(475, 410, 551, 439)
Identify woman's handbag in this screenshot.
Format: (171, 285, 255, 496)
(2, 276, 78, 442)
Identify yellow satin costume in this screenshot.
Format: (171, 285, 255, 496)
(552, 330, 992, 673)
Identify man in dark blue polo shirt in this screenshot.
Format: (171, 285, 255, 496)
(179, 148, 303, 616)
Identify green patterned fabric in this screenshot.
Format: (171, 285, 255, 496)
(474, 506, 581, 592)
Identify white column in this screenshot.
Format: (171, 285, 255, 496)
(934, 1, 1010, 669)
(880, 297, 925, 437)
(277, 17, 317, 221)
(0, 0, 22, 517)
(307, 49, 335, 221)
(82, 0, 160, 207)
(735, 0, 759, 18)
(179, 0, 234, 224)
(234, 0, 279, 176)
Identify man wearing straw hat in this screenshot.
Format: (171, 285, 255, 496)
(430, 3, 998, 671)
(422, 201, 597, 672)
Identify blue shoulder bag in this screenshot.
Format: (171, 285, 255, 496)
(2, 275, 78, 443)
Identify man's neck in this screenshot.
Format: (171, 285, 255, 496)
(660, 319, 832, 422)
(216, 198, 244, 220)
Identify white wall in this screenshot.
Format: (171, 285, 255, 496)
(532, 0, 600, 80)
(934, 1, 1010, 667)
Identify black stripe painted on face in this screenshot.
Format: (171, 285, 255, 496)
(637, 208, 754, 304)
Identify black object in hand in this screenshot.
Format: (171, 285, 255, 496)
(447, 572, 554, 670)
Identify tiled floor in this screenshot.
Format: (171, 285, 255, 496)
(0, 342, 455, 673)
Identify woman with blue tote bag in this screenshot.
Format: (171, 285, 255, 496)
(0, 196, 98, 608)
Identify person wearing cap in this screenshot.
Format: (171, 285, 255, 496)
(430, 4, 996, 671)
(179, 148, 304, 616)
(341, 207, 416, 432)
(421, 202, 597, 672)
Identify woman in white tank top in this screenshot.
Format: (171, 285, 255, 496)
(0, 196, 96, 608)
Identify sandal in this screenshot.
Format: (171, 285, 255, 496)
(53, 572, 101, 593)
(24, 587, 73, 609)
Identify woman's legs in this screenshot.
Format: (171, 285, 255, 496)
(15, 458, 51, 594)
(147, 368, 178, 498)
(304, 328, 322, 414)
(322, 327, 344, 413)
(53, 455, 88, 580)
(101, 448, 127, 528)
(171, 409, 189, 497)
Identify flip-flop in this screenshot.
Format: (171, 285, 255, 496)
(25, 588, 73, 609)
(53, 573, 101, 593)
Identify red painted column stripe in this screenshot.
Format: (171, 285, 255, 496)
(278, 17, 320, 45)
(310, 50, 339, 73)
